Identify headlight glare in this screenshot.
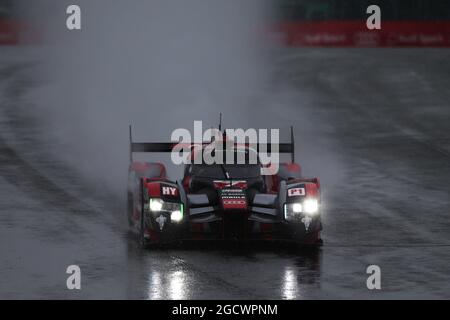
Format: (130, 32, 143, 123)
(149, 198, 163, 211)
(303, 199, 319, 215)
(171, 210, 183, 222)
(292, 203, 302, 213)
(284, 202, 302, 221)
(284, 198, 319, 221)
(149, 198, 184, 223)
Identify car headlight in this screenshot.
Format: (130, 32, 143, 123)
(303, 199, 319, 215)
(284, 203, 302, 221)
(284, 198, 319, 221)
(148, 198, 184, 223)
(171, 210, 183, 222)
(292, 203, 302, 213)
(149, 198, 164, 211)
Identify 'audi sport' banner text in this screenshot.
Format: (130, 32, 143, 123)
(275, 21, 450, 47)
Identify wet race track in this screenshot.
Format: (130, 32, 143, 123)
(1, 47, 450, 299)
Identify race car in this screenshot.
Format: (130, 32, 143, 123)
(126, 126, 322, 247)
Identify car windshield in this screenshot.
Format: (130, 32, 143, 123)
(190, 147, 261, 179)
(192, 164, 261, 179)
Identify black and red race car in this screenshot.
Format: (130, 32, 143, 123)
(127, 126, 322, 247)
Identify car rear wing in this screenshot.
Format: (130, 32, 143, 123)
(129, 125, 295, 162)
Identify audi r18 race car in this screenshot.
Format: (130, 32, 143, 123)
(126, 126, 322, 247)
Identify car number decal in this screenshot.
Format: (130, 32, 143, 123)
(288, 187, 305, 197)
